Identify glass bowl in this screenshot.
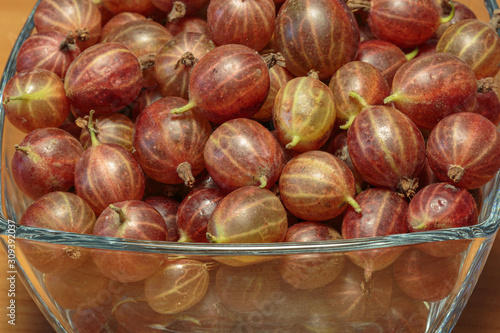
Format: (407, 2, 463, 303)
(1, 1, 500, 332)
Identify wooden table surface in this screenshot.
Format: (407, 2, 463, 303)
(0, 0, 499, 332)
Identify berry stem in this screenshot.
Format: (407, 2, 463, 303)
(348, 91, 369, 109)
(340, 116, 356, 130)
(345, 196, 362, 213)
(206, 232, 218, 243)
(171, 100, 197, 114)
(477, 77, 496, 93)
(177, 162, 195, 187)
(405, 47, 419, 61)
(14, 144, 42, 163)
(74, 28, 90, 42)
(109, 204, 128, 225)
(86, 110, 100, 147)
(448, 165, 465, 183)
(439, 2, 455, 24)
(259, 175, 268, 188)
(383, 93, 398, 104)
(261, 52, 286, 69)
(3, 86, 52, 104)
(168, 1, 187, 22)
(14, 144, 29, 154)
(59, 31, 77, 53)
(285, 135, 300, 149)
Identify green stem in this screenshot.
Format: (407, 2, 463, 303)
(285, 135, 300, 149)
(348, 91, 369, 109)
(14, 144, 29, 154)
(206, 232, 218, 243)
(171, 100, 197, 114)
(345, 196, 362, 213)
(109, 204, 127, 224)
(405, 47, 419, 61)
(86, 110, 100, 147)
(3, 86, 52, 104)
(258, 175, 268, 188)
(339, 116, 356, 130)
(15, 144, 42, 163)
(355, 182, 363, 195)
(439, 2, 455, 24)
(383, 93, 398, 104)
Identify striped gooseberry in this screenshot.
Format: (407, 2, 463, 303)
(100, 12, 146, 42)
(375, 283, 429, 332)
(436, 17, 500, 79)
(328, 61, 390, 130)
(130, 86, 164, 121)
(101, 0, 157, 16)
(348, 0, 453, 49)
(273, 74, 336, 152)
(105, 19, 173, 88)
(355, 39, 409, 86)
(384, 53, 478, 130)
(325, 262, 393, 323)
(71, 307, 116, 333)
(92, 200, 168, 283)
(19, 191, 96, 275)
(144, 259, 210, 314)
(408, 182, 477, 257)
(215, 262, 283, 314)
(16, 30, 81, 78)
(34, 0, 102, 50)
(12, 127, 84, 199)
(326, 131, 368, 194)
(206, 186, 288, 243)
(435, 1, 477, 39)
(207, 0, 275, 51)
(44, 259, 111, 310)
(408, 183, 478, 232)
(279, 150, 361, 221)
(165, 16, 210, 36)
(75, 112, 145, 215)
(274, 0, 359, 80)
(2, 69, 70, 133)
(347, 105, 426, 198)
(111, 281, 175, 332)
(64, 42, 143, 116)
(278, 222, 346, 290)
(170, 44, 270, 123)
(154, 31, 216, 99)
(78, 112, 134, 151)
(165, 280, 237, 332)
(177, 187, 225, 243)
(133, 97, 211, 187)
(473, 83, 500, 126)
(203, 118, 284, 193)
(426, 112, 500, 189)
(342, 188, 409, 281)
